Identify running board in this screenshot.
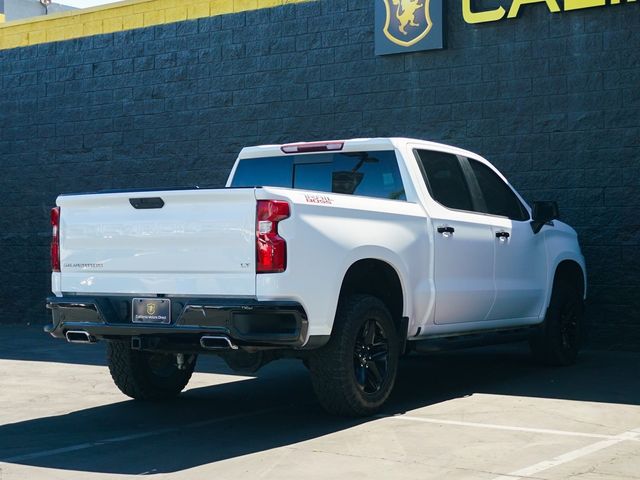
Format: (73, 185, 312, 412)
(412, 326, 536, 353)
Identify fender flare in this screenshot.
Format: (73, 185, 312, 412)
(331, 246, 413, 323)
(544, 252, 587, 311)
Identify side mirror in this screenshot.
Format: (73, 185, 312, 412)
(531, 201, 559, 234)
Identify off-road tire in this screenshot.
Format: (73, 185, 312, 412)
(107, 341, 196, 400)
(529, 281, 584, 366)
(309, 295, 399, 416)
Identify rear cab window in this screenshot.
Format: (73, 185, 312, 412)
(231, 151, 406, 201)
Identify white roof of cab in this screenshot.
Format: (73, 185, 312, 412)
(238, 138, 484, 162)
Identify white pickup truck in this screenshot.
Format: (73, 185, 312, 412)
(46, 138, 586, 416)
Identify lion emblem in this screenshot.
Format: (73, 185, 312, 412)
(393, 0, 423, 35)
(381, 0, 433, 48)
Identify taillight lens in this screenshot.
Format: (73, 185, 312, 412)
(256, 200, 290, 273)
(51, 207, 61, 272)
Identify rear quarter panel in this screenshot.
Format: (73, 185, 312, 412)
(255, 187, 431, 338)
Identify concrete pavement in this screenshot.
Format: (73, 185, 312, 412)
(1, 326, 639, 479)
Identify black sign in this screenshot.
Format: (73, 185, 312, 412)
(132, 298, 171, 324)
(375, 0, 445, 55)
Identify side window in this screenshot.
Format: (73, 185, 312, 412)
(415, 149, 473, 211)
(468, 159, 529, 221)
(294, 151, 406, 201)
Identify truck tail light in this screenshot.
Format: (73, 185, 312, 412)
(256, 200, 289, 273)
(51, 207, 61, 272)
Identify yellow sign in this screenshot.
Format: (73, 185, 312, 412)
(463, 0, 636, 24)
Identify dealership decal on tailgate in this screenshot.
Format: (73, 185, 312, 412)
(132, 298, 171, 324)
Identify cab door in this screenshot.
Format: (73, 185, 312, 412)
(462, 158, 547, 320)
(415, 150, 496, 325)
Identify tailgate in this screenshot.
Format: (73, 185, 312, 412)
(57, 188, 257, 296)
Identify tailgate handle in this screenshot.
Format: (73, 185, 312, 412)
(129, 197, 165, 209)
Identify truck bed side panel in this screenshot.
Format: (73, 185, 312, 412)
(255, 187, 431, 338)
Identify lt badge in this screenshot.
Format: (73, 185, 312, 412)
(375, 0, 444, 55)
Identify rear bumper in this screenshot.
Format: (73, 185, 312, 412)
(46, 295, 310, 349)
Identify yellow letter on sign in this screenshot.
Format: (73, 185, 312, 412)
(462, 0, 506, 24)
(564, 0, 606, 10)
(507, 0, 561, 18)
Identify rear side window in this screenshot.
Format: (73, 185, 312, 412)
(231, 151, 406, 201)
(415, 150, 473, 211)
(468, 159, 529, 221)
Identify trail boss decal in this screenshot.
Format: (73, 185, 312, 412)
(304, 194, 333, 205)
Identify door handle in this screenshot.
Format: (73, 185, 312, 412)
(437, 226, 455, 235)
(495, 231, 510, 239)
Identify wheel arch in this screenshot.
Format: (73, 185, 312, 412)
(550, 258, 586, 302)
(336, 258, 406, 336)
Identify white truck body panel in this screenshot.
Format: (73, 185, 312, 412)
(52, 137, 586, 344)
(55, 189, 257, 297)
(253, 186, 431, 337)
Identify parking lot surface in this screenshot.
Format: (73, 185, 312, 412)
(1, 326, 639, 479)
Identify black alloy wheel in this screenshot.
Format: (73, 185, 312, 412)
(559, 295, 580, 352)
(309, 294, 400, 416)
(530, 280, 584, 366)
(354, 319, 390, 394)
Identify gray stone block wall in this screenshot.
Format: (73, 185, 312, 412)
(0, 0, 638, 346)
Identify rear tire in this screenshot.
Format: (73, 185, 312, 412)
(107, 341, 196, 400)
(309, 295, 399, 417)
(529, 281, 584, 366)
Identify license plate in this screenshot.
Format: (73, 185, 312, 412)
(132, 298, 171, 324)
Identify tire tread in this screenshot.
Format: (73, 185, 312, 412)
(107, 341, 195, 400)
(309, 295, 399, 416)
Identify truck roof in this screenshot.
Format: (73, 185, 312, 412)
(238, 138, 483, 161)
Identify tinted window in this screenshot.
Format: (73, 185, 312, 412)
(468, 159, 529, 221)
(232, 151, 405, 201)
(416, 150, 473, 211)
(231, 156, 294, 188)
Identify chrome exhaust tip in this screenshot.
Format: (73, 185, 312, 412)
(65, 330, 96, 344)
(200, 335, 238, 350)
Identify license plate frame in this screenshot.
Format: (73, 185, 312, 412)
(132, 298, 171, 324)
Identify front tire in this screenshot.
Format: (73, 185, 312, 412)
(107, 341, 196, 400)
(530, 281, 584, 366)
(309, 295, 399, 416)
